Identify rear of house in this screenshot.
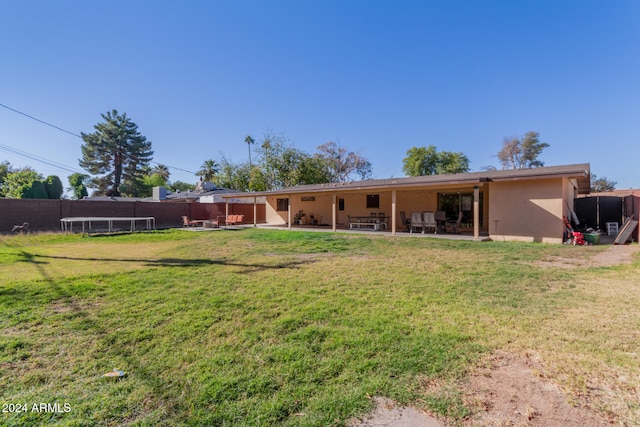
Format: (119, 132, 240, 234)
(222, 163, 591, 244)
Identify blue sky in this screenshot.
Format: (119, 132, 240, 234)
(1, 0, 639, 189)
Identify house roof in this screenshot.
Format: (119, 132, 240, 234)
(581, 188, 640, 197)
(220, 163, 591, 198)
(165, 187, 239, 200)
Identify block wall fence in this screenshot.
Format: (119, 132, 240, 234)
(0, 199, 265, 233)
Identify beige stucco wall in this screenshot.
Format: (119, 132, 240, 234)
(265, 196, 287, 225)
(488, 178, 565, 243)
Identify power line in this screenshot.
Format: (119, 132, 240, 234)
(1, 102, 198, 177)
(0, 143, 83, 174)
(152, 162, 196, 175)
(0, 103, 82, 138)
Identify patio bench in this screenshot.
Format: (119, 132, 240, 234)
(348, 215, 386, 231)
(224, 214, 245, 228)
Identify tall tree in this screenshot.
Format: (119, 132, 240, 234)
(169, 181, 196, 192)
(402, 145, 470, 176)
(79, 110, 154, 196)
(3, 167, 45, 198)
(245, 135, 255, 169)
(315, 141, 372, 182)
(197, 160, 220, 181)
(256, 133, 334, 190)
(590, 174, 617, 192)
(212, 157, 253, 191)
(68, 173, 89, 199)
(151, 164, 171, 181)
(44, 175, 64, 199)
(497, 131, 549, 169)
(0, 161, 14, 197)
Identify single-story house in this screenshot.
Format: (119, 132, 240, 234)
(220, 163, 591, 244)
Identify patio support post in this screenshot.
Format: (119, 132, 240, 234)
(391, 190, 397, 235)
(225, 201, 229, 218)
(473, 186, 480, 240)
(332, 193, 337, 232)
(287, 196, 292, 230)
(253, 196, 257, 227)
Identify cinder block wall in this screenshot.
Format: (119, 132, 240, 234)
(0, 200, 266, 233)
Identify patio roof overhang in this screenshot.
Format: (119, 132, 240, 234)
(219, 163, 591, 199)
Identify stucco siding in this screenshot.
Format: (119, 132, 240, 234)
(265, 197, 287, 225)
(489, 178, 564, 243)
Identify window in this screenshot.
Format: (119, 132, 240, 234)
(338, 198, 345, 211)
(276, 198, 289, 212)
(366, 194, 380, 209)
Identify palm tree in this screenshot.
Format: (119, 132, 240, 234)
(197, 160, 219, 181)
(151, 164, 170, 181)
(245, 135, 255, 168)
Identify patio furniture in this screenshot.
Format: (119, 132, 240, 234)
(182, 216, 200, 227)
(435, 211, 446, 233)
(422, 211, 437, 234)
(348, 215, 388, 231)
(447, 211, 464, 233)
(204, 216, 226, 228)
(224, 214, 245, 228)
(399, 211, 410, 231)
(410, 212, 423, 233)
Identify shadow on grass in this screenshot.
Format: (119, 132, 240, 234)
(2, 247, 318, 421)
(29, 254, 315, 271)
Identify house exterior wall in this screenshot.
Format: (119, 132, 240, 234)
(488, 178, 565, 243)
(265, 197, 288, 225)
(290, 193, 335, 225)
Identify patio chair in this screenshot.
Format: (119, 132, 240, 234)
(182, 216, 198, 227)
(435, 211, 446, 233)
(448, 211, 464, 233)
(410, 212, 423, 233)
(399, 211, 410, 231)
(422, 211, 437, 234)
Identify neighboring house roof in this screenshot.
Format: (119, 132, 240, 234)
(582, 189, 640, 197)
(81, 196, 147, 202)
(165, 188, 240, 201)
(220, 163, 591, 198)
(81, 188, 240, 202)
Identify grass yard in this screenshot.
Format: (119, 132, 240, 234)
(1, 229, 639, 426)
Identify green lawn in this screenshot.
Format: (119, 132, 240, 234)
(1, 229, 638, 426)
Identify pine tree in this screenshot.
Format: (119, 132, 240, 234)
(79, 110, 153, 196)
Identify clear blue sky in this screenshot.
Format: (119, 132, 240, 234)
(1, 0, 639, 189)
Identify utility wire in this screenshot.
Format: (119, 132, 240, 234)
(0, 102, 198, 176)
(0, 143, 83, 174)
(0, 103, 82, 138)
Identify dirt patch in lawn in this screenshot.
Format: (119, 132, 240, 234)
(533, 244, 640, 269)
(351, 351, 612, 427)
(459, 351, 611, 427)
